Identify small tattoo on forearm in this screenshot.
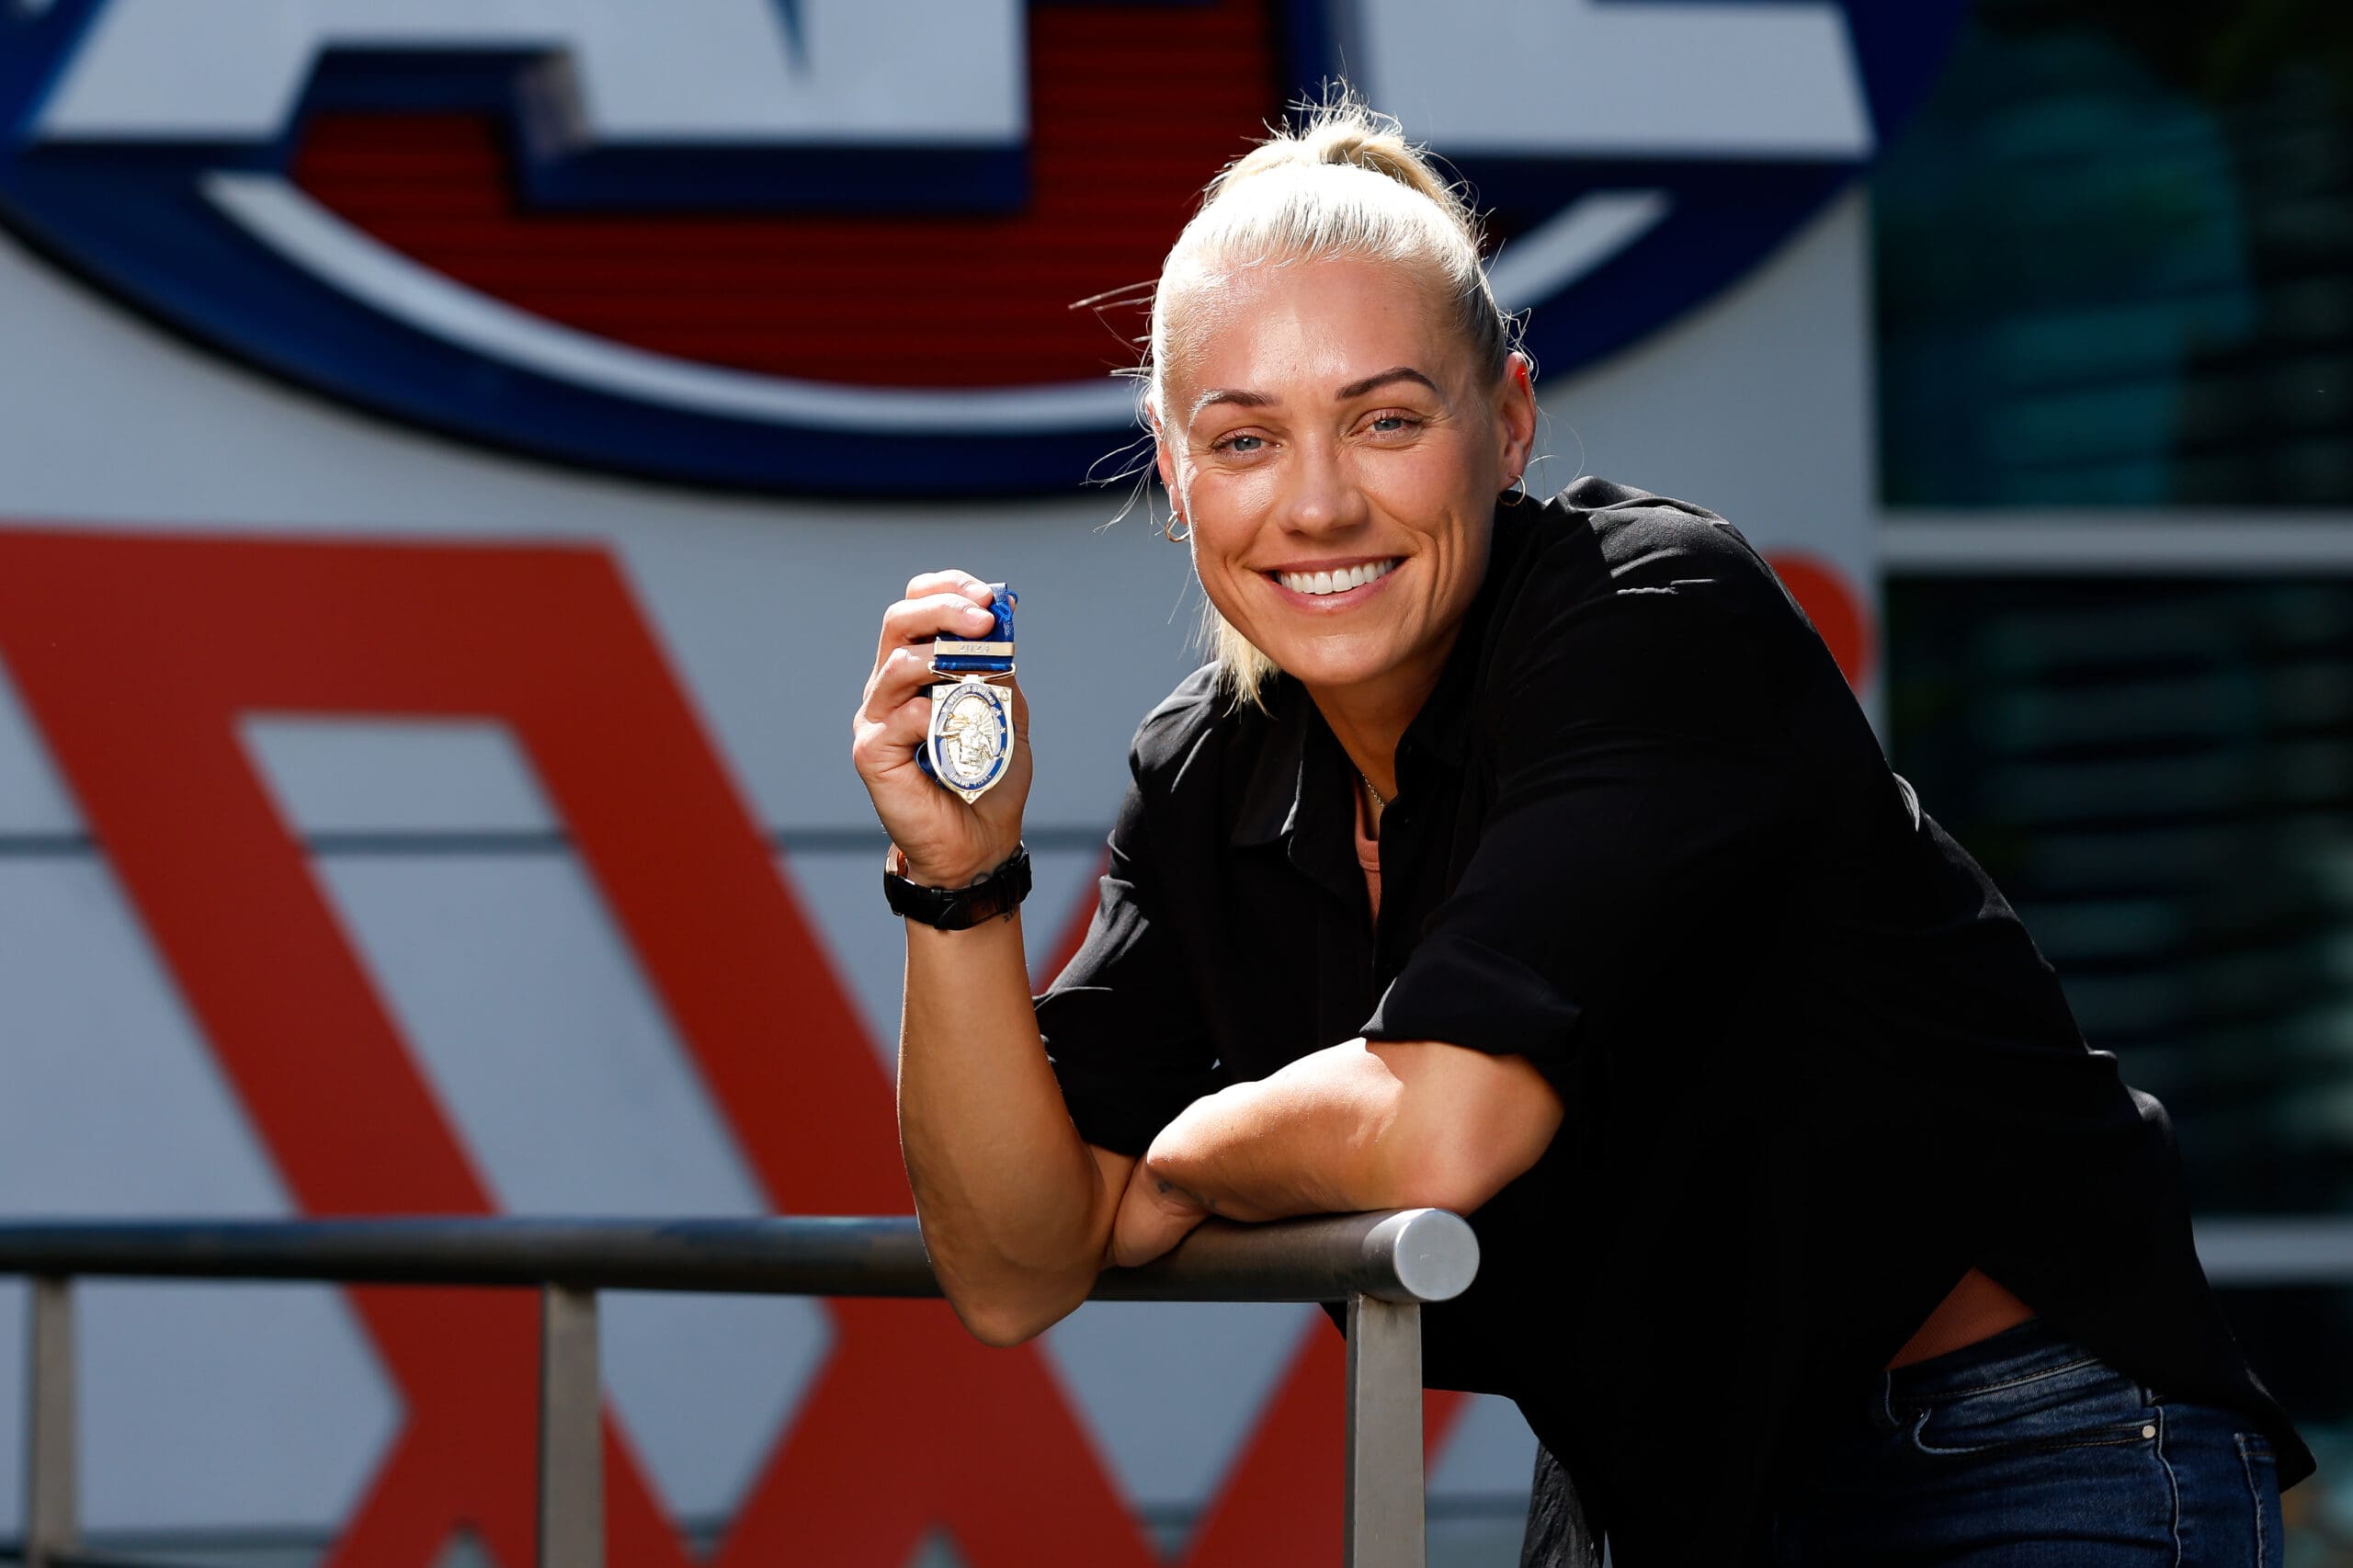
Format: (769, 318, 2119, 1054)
(1155, 1178, 1215, 1214)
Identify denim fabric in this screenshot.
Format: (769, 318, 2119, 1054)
(1770, 1317, 2285, 1565)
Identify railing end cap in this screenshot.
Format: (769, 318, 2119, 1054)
(1363, 1208, 1478, 1302)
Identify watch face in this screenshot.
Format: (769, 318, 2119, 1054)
(926, 679, 1013, 803)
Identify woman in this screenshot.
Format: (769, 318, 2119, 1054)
(851, 98, 2313, 1565)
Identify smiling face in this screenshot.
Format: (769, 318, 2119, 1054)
(1154, 252, 1535, 712)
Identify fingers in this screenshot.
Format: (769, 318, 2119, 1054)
(858, 656, 1025, 753)
(904, 569, 994, 604)
(861, 568, 1019, 753)
(850, 679, 932, 776)
(876, 590, 999, 667)
(860, 642, 942, 725)
(1108, 1165, 1211, 1269)
(880, 571, 995, 663)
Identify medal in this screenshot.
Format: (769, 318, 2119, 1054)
(919, 583, 1017, 804)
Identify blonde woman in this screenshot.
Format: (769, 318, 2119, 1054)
(852, 97, 2310, 1566)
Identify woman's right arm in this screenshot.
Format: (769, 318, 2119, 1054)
(899, 911, 1133, 1345)
(851, 570, 1133, 1346)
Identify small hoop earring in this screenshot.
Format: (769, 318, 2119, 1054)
(1165, 513, 1193, 544)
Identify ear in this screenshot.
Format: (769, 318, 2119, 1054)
(1150, 400, 1181, 502)
(1495, 352, 1537, 485)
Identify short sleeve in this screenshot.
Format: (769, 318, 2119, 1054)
(1036, 767, 1224, 1156)
(1361, 576, 1808, 1085)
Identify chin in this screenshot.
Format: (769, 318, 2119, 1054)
(1261, 640, 1394, 691)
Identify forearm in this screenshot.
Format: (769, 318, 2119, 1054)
(1139, 1040, 1403, 1222)
(1135, 1039, 1563, 1237)
(897, 911, 1124, 1343)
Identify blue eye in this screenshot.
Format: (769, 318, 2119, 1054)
(1219, 434, 1265, 454)
(1370, 414, 1417, 435)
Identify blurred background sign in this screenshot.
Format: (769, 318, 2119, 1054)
(0, 1, 2346, 1564)
(0, 0, 1960, 494)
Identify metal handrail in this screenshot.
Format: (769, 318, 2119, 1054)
(0, 1209, 1478, 1301)
(1, 1210, 1481, 1568)
(15, 1211, 2326, 1568)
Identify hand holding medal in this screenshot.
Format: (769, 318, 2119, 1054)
(852, 571, 1031, 893)
(916, 582, 1017, 804)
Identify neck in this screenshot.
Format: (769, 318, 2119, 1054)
(1302, 631, 1457, 802)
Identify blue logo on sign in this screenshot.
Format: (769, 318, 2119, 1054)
(0, 1, 1965, 495)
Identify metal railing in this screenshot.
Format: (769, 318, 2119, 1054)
(7, 1211, 2335, 1568)
(0, 1210, 1481, 1568)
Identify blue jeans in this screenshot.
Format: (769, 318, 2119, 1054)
(1770, 1317, 2286, 1565)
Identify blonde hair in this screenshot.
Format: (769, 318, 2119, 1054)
(1146, 92, 1518, 709)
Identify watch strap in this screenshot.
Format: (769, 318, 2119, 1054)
(883, 843, 1031, 930)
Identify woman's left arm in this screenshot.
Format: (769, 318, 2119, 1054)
(1108, 1036, 1562, 1265)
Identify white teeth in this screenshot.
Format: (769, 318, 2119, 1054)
(1278, 558, 1398, 597)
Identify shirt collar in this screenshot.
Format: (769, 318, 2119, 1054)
(1230, 682, 1308, 849)
(1226, 488, 1547, 852)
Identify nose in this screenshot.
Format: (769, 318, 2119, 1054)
(1274, 433, 1370, 540)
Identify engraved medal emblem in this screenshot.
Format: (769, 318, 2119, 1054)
(926, 678, 1014, 804)
(919, 583, 1017, 805)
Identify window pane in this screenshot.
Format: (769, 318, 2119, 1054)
(1887, 576, 2353, 1531)
(1875, 4, 2353, 506)
(1886, 576, 2353, 1215)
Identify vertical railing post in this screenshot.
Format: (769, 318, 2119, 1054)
(537, 1284, 602, 1568)
(25, 1277, 77, 1568)
(1345, 1292, 1426, 1568)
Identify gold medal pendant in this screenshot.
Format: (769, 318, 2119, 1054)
(924, 676, 1015, 804)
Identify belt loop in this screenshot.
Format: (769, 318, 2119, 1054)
(1868, 1371, 1902, 1435)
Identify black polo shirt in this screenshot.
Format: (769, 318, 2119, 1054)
(1037, 477, 2313, 1565)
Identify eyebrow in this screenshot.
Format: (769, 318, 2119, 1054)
(1188, 366, 1441, 423)
(1337, 366, 1440, 401)
(1190, 386, 1273, 421)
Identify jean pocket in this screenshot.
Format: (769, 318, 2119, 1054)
(1905, 1356, 2159, 1457)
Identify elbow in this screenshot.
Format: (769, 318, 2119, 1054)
(953, 1296, 1058, 1349)
(936, 1267, 1094, 1349)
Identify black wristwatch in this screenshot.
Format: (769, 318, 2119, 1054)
(883, 843, 1031, 930)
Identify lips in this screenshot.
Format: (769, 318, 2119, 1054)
(1272, 557, 1400, 597)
